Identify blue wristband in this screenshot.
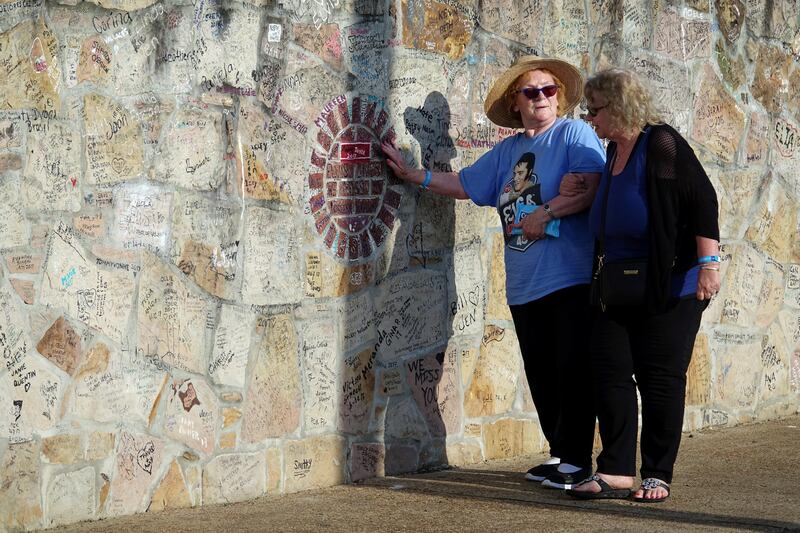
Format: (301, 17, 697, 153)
(697, 255, 720, 264)
(420, 170, 432, 189)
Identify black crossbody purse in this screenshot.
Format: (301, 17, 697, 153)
(590, 148, 648, 311)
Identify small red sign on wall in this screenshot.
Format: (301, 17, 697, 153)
(340, 142, 371, 163)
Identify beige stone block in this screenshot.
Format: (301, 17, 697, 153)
(759, 323, 792, 402)
(350, 443, 385, 482)
(483, 418, 543, 460)
(221, 391, 243, 403)
(83, 93, 144, 185)
(406, 350, 462, 437)
(479, 0, 542, 50)
(0, 441, 43, 531)
(718, 244, 764, 326)
(294, 23, 343, 70)
(339, 347, 377, 435)
(750, 42, 792, 115)
(686, 333, 712, 406)
(745, 178, 797, 263)
(449, 338, 477, 389)
(219, 432, 237, 449)
(380, 365, 405, 396)
(266, 447, 282, 493)
(106, 432, 166, 516)
(464, 325, 520, 417)
(655, 8, 711, 60)
(148, 460, 192, 512)
(449, 242, 486, 337)
(520, 370, 535, 413)
(712, 167, 766, 240)
(36, 316, 81, 375)
(690, 65, 745, 163)
(772, 117, 800, 200)
(223, 408, 242, 428)
(464, 423, 482, 438)
(626, 51, 691, 132)
(787, 264, 800, 309)
(241, 314, 301, 442)
(9, 278, 35, 304)
(740, 112, 770, 167)
(209, 305, 252, 389)
(300, 320, 338, 431)
(42, 434, 83, 464)
(284, 435, 346, 493)
(486, 233, 512, 320)
(22, 122, 82, 212)
(0, 19, 60, 112)
(163, 378, 219, 457)
(777, 308, 800, 349)
(445, 441, 483, 466)
(756, 260, 787, 328)
(712, 331, 762, 409)
(46, 466, 95, 527)
(203, 452, 267, 504)
(0, 178, 28, 249)
(86, 432, 115, 460)
(73, 214, 105, 239)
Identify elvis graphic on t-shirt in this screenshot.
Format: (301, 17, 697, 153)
(499, 152, 543, 252)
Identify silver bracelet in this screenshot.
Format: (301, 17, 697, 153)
(699, 265, 720, 271)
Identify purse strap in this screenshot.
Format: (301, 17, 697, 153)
(597, 144, 617, 265)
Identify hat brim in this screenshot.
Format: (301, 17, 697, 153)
(484, 56, 584, 129)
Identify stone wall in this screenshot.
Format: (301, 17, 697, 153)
(0, 0, 798, 529)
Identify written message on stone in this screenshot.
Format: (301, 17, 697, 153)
(373, 270, 447, 362)
(40, 225, 135, 344)
(464, 325, 520, 417)
(137, 252, 213, 374)
(448, 243, 485, 336)
(113, 183, 172, 253)
(339, 347, 375, 435)
(406, 350, 461, 437)
(301, 320, 338, 431)
(163, 378, 219, 456)
(203, 452, 266, 504)
(22, 121, 81, 212)
(0, 19, 60, 112)
(107, 431, 165, 516)
(242, 207, 301, 305)
(0, 177, 28, 249)
(209, 304, 252, 388)
(83, 93, 144, 185)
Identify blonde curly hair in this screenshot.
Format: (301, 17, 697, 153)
(584, 68, 663, 135)
(502, 69, 569, 120)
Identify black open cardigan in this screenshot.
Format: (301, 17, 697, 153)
(602, 123, 720, 313)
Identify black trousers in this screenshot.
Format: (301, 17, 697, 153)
(510, 284, 596, 469)
(590, 297, 707, 483)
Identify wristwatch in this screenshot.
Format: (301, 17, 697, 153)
(542, 203, 555, 219)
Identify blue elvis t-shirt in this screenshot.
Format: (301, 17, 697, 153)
(459, 118, 606, 305)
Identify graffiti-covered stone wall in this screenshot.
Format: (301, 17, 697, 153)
(0, 0, 799, 529)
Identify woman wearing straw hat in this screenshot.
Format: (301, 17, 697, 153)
(382, 56, 605, 489)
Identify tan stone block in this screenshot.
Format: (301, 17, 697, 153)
(148, 460, 192, 512)
(339, 347, 376, 435)
(718, 244, 764, 326)
(242, 314, 301, 442)
(283, 435, 346, 493)
(294, 23, 343, 69)
(46, 466, 95, 527)
(686, 333, 711, 405)
(713, 167, 766, 239)
(745, 178, 796, 263)
(36, 316, 81, 375)
(712, 331, 762, 409)
(0, 19, 60, 112)
(690, 65, 745, 163)
(479, 0, 542, 50)
(300, 319, 337, 431)
(350, 443, 385, 481)
(750, 42, 792, 115)
(0, 152, 21, 171)
(464, 423, 482, 438)
(203, 452, 267, 504)
(223, 407, 242, 428)
(107, 432, 166, 516)
(42, 434, 83, 464)
(756, 260, 786, 328)
(83, 93, 144, 185)
(266, 447, 282, 493)
(715, 40, 746, 90)
(219, 432, 237, 449)
(0, 441, 43, 531)
(9, 278, 35, 304)
(464, 325, 520, 417)
(483, 418, 543, 460)
(86, 432, 115, 460)
(777, 308, 800, 350)
(486, 233, 511, 320)
(401, 0, 474, 59)
(772, 117, 800, 198)
(4, 253, 43, 274)
(445, 441, 483, 466)
(380, 366, 405, 396)
(786, 264, 800, 309)
(98, 473, 110, 514)
(655, 8, 711, 60)
(74, 214, 105, 239)
(759, 323, 792, 402)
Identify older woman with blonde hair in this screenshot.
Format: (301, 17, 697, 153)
(562, 68, 720, 502)
(383, 56, 605, 489)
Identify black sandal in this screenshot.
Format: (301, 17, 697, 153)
(632, 478, 670, 503)
(565, 474, 632, 500)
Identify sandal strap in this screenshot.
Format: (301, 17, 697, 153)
(641, 478, 670, 491)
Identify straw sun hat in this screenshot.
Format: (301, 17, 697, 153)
(484, 56, 584, 129)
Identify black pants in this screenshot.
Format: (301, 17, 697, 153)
(591, 297, 707, 483)
(510, 284, 595, 469)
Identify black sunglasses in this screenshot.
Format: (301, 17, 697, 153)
(586, 105, 607, 117)
(515, 85, 559, 100)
